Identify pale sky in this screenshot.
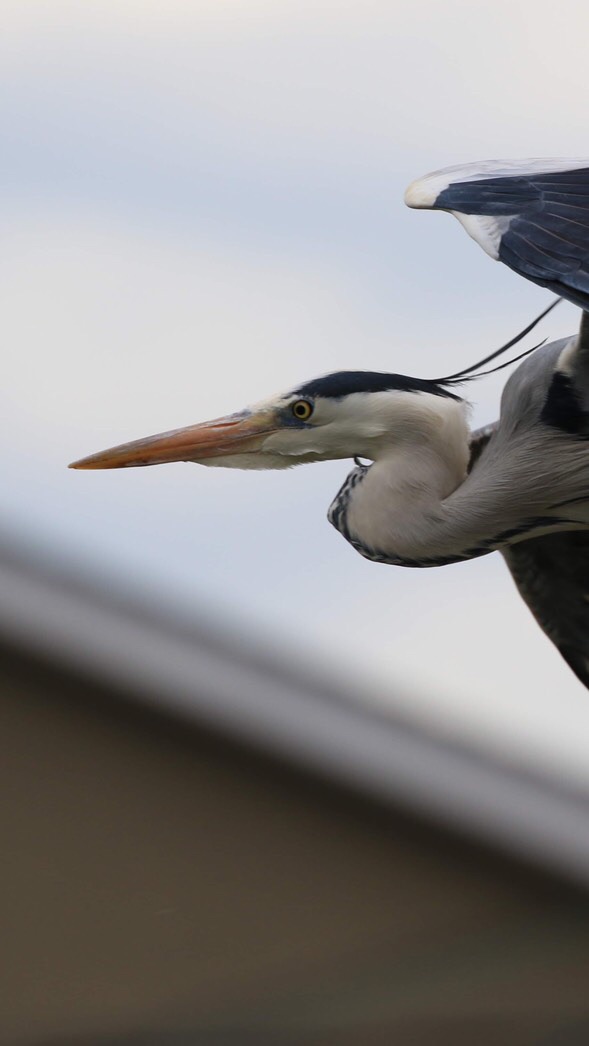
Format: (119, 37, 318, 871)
(3, 0, 589, 781)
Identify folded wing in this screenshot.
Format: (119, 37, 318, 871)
(503, 532, 589, 689)
(468, 414, 589, 690)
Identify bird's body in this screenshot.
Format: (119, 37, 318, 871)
(332, 334, 589, 569)
(71, 157, 589, 689)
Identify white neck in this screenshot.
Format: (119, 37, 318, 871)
(341, 393, 477, 564)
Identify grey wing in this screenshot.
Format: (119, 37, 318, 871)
(503, 532, 589, 690)
(468, 422, 589, 690)
(405, 158, 589, 312)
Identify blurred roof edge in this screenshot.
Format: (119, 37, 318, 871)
(1, 525, 589, 888)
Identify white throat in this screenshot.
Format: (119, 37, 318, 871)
(340, 392, 471, 562)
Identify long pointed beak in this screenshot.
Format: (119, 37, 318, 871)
(69, 409, 279, 470)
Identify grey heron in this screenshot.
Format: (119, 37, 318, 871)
(71, 158, 589, 689)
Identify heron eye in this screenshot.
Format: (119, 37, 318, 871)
(291, 399, 314, 421)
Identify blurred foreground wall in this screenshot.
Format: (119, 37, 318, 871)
(2, 539, 589, 1045)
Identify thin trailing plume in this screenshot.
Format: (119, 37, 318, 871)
(432, 298, 560, 386)
(443, 337, 548, 386)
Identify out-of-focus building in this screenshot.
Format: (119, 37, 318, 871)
(2, 532, 589, 1046)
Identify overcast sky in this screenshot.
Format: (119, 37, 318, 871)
(3, 0, 589, 781)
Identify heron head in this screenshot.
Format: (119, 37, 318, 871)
(69, 371, 465, 472)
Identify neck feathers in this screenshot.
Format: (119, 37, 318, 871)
(329, 393, 473, 566)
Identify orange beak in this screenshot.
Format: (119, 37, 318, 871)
(69, 409, 279, 470)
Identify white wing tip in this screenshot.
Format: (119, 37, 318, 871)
(404, 177, 439, 209)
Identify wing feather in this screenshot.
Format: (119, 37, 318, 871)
(503, 532, 589, 690)
(405, 159, 589, 310)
